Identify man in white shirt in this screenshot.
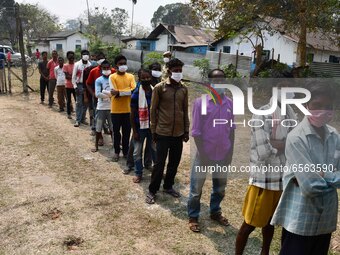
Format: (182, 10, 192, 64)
(72, 49, 92, 127)
(54, 57, 66, 112)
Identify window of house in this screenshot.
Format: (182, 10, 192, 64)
(262, 50, 270, 60)
(56, 44, 63, 51)
(223, 46, 231, 53)
(75, 45, 81, 51)
(329, 55, 340, 63)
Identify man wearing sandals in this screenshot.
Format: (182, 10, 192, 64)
(146, 58, 189, 204)
(188, 69, 235, 232)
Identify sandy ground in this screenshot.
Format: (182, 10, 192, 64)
(0, 74, 340, 254)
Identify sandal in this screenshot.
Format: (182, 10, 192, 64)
(133, 176, 142, 183)
(163, 188, 181, 198)
(189, 218, 200, 233)
(112, 154, 119, 162)
(98, 138, 104, 146)
(145, 192, 156, 204)
(210, 212, 230, 226)
(91, 148, 98, 153)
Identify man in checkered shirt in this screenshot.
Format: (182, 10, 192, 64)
(235, 85, 297, 255)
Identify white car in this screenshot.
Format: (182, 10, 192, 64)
(0, 45, 31, 65)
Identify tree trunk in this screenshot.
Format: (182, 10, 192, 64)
(253, 44, 263, 77)
(296, 0, 307, 67)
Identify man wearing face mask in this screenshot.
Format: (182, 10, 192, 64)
(162, 51, 172, 80)
(146, 58, 190, 204)
(236, 80, 298, 255)
(149, 62, 162, 86)
(109, 55, 136, 162)
(86, 52, 116, 140)
(72, 49, 92, 127)
(271, 83, 340, 255)
(188, 69, 235, 232)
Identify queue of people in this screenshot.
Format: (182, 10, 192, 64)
(37, 49, 340, 255)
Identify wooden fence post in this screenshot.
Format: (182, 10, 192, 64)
(235, 50, 239, 70)
(8, 64, 12, 94)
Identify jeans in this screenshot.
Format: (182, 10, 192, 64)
(133, 129, 156, 176)
(149, 135, 183, 194)
(48, 79, 56, 106)
(66, 88, 76, 115)
(111, 113, 131, 155)
(187, 154, 228, 219)
(40, 77, 49, 102)
(127, 137, 153, 169)
(75, 83, 87, 122)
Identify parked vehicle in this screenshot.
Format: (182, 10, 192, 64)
(0, 45, 31, 65)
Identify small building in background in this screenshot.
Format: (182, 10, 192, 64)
(33, 30, 89, 56)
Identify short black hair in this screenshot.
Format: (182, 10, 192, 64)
(81, 49, 89, 55)
(97, 52, 105, 59)
(41, 51, 47, 56)
(101, 60, 110, 66)
(167, 58, 184, 70)
(66, 51, 74, 58)
(137, 68, 151, 79)
(149, 62, 161, 70)
(114, 54, 127, 65)
(58, 56, 64, 61)
(208, 69, 225, 78)
(308, 82, 335, 102)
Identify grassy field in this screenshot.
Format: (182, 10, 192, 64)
(0, 69, 339, 255)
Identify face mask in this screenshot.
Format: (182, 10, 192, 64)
(141, 80, 151, 86)
(171, 72, 183, 83)
(118, 65, 128, 73)
(152, 70, 162, 78)
(307, 109, 334, 128)
(82, 55, 89, 61)
(102, 70, 111, 76)
(163, 57, 170, 63)
(97, 59, 105, 65)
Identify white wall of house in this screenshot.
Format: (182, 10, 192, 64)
(155, 34, 168, 52)
(35, 42, 50, 54)
(125, 40, 138, 50)
(214, 31, 299, 65)
(309, 48, 340, 63)
(66, 33, 88, 52)
(48, 33, 89, 56)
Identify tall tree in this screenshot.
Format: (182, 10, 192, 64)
(111, 8, 129, 36)
(0, 0, 16, 45)
(19, 3, 60, 42)
(64, 19, 81, 31)
(151, 3, 200, 28)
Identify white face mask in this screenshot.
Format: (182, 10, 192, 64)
(163, 57, 170, 63)
(118, 65, 128, 73)
(152, 70, 162, 78)
(82, 55, 89, 61)
(102, 70, 111, 76)
(97, 59, 105, 65)
(171, 72, 183, 82)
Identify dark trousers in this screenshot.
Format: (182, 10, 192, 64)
(48, 79, 56, 106)
(280, 228, 331, 255)
(66, 88, 76, 115)
(111, 113, 131, 155)
(40, 77, 49, 102)
(149, 135, 183, 194)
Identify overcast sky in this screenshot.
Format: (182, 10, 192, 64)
(16, 0, 188, 29)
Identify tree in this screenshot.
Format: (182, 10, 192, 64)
(151, 3, 200, 28)
(111, 8, 129, 36)
(190, 0, 224, 29)
(131, 23, 150, 38)
(19, 3, 60, 41)
(192, 0, 339, 70)
(0, 0, 16, 45)
(64, 19, 81, 31)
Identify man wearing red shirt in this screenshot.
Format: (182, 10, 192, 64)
(86, 52, 116, 139)
(47, 50, 59, 108)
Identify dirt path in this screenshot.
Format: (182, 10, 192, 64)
(0, 93, 339, 255)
